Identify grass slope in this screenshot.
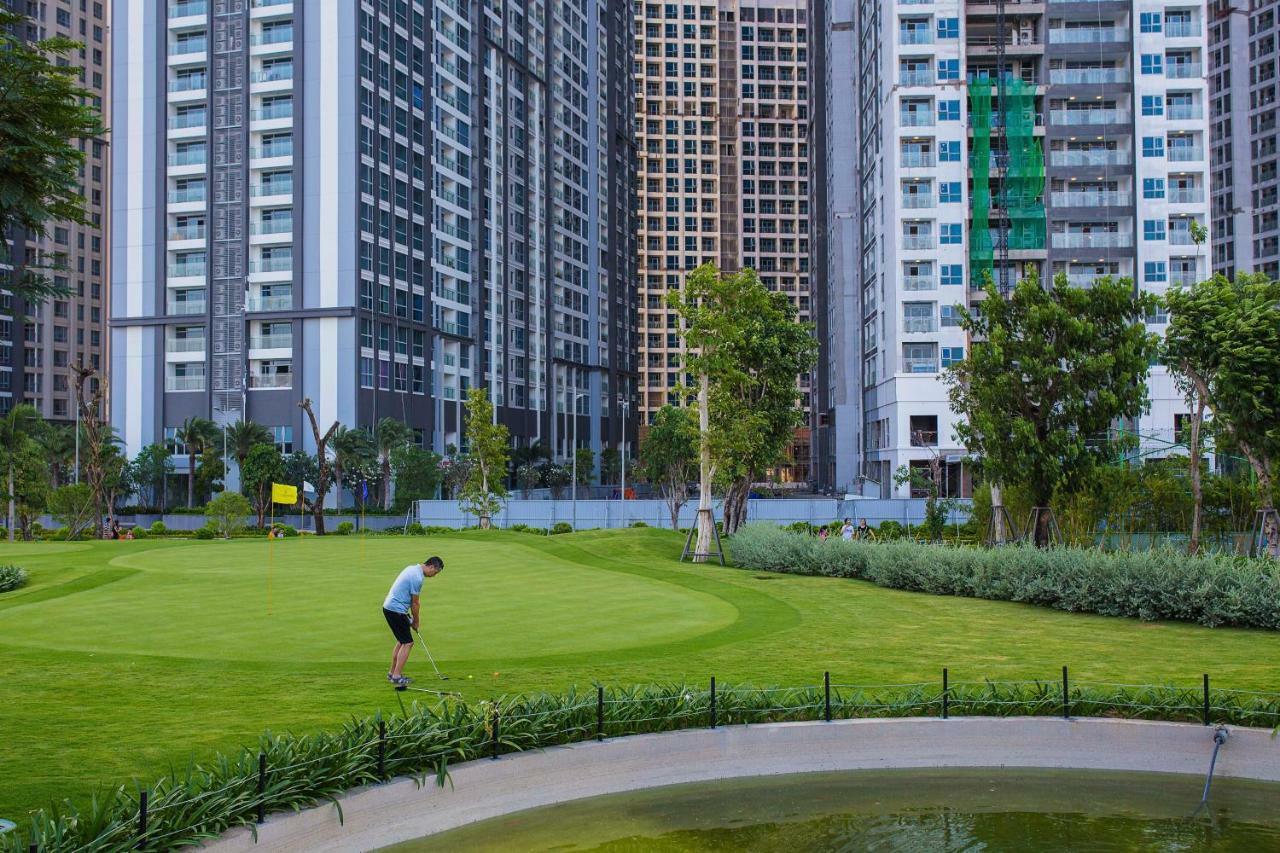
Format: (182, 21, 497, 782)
(1, 528, 1277, 817)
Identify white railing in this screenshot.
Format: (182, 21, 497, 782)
(901, 195, 936, 209)
(249, 257, 292, 274)
(167, 299, 206, 316)
(1049, 109, 1128, 126)
(250, 218, 293, 235)
(166, 337, 206, 353)
(250, 182, 293, 197)
(249, 373, 293, 389)
(903, 318, 937, 333)
(169, 0, 207, 16)
(903, 357, 938, 373)
(900, 152, 936, 168)
(1050, 191, 1131, 207)
(1166, 22, 1202, 38)
(1167, 104, 1203, 120)
(1050, 68, 1128, 85)
(902, 275, 936, 291)
(245, 294, 292, 311)
(1049, 28, 1126, 44)
(169, 112, 207, 129)
(1167, 146, 1204, 162)
(1167, 188, 1204, 204)
(1050, 150, 1129, 167)
(167, 262, 207, 277)
(1166, 63, 1203, 79)
(249, 333, 293, 350)
(167, 225, 207, 240)
(901, 235, 936, 250)
(1051, 232, 1133, 249)
(900, 112, 935, 127)
(166, 375, 206, 392)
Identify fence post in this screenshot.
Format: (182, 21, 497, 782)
(942, 667, 949, 720)
(1061, 666, 1070, 719)
(1203, 673, 1210, 726)
(257, 752, 266, 824)
(824, 671, 831, 722)
(137, 789, 148, 849)
(597, 685, 605, 741)
(710, 676, 717, 729)
(378, 719, 386, 778)
(491, 703, 500, 760)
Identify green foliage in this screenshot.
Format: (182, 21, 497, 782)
(0, 565, 28, 593)
(573, 447, 595, 487)
(375, 417, 414, 510)
(598, 446, 623, 486)
(459, 387, 510, 526)
(334, 521, 355, 536)
(541, 462, 572, 499)
(639, 405, 699, 529)
(510, 523, 549, 535)
(629, 521, 650, 528)
(129, 527, 148, 540)
(206, 492, 251, 539)
(551, 521, 573, 535)
(330, 425, 377, 511)
(175, 417, 219, 509)
(132, 444, 173, 510)
(225, 420, 273, 471)
(193, 524, 216, 540)
(732, 523, 1280, 629)
(405, 521, 427, 536)
(46, 483, 94, 539)
(669, 264, 819, 533)
(1166, 272, 1280, 506)
(876, 520, 906, 540)
(240, 443, 285, 527)
(150, 521, 168, 536)
(0, 10, 106, 306)
(946, 272, 1159, 545)
(390, 445, 442, 511)
(273, 524, 298, 538)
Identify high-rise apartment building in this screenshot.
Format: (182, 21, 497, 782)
(111, 0, 635, 481)
(819, 0, 1212, 496)
(634, 0, 814, 482)
(1, 1, 110, 420)
(1209, 0, 1278, 279)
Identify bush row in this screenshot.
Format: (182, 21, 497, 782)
(6, 680, 1277, 853)
(730, 523, 1280, 630)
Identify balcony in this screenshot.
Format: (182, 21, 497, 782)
(1169, 273, 1198, 287)
(167, 224, 207, 241)
(248, 256, 293, 274)
(251, 103, 294, 122)
(251, 66, 294, 84)
(903, 357, 938, 374)
(169, 74, 208, 93)
(436, 320, 470, 337)
(900, 151, 936, 168)
(901, 194, 936, 209)
(1167, 104, 1204, 120)
(167, 261, 207, 277)
(901, 235, 936, 250)
(251, 28, 294, 47)
(1168, 188, 1204, 204)
(1050, 191, 1131, 207)
(250, 218, 293, 235)
(169, 111, 208, 130)
(899, 30, 933, 45)
(1167, 146, 1204, 162)
(1063, 272, 1116, 286)
(245, 293, 292, 311)
(1050, 232, 1133, 249)
(903, 275, 936, 291)
(170, 38, 208, 57)
(1166, 63, 1203, 79)
(167, 298, 206, 315)
(1050, 150, 1129, 167)
(903, 318, 937, 333)
(166, 336, 206, 353)
(1049, 109, 1128, 126)
(1166, 22, 1202, 38)
(249, 372, 292, 389)
(168, 149, 207, 167)
(250, 142, 294, 159)
(1049, 68, 1128, 85)
(169, 0, 207, 16)
(899, 70, 935, 86)
(168, 186, 207, 204)
(249, 332, 293, 350)
(1169, 230, 1198, 246)
(250, 181, 293, 198)
(1049, 28, 1126, 44)
(166, 374, 206, 392)
(899, 111, 935, 127)
(252, 0, 292, 6)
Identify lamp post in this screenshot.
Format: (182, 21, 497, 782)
(569, 388, 588, 531)
(617, 393, 628, 514)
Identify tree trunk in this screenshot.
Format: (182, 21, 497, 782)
(723, 476, 751, 535)
(382, 457, 393, 510)
(312, 500, 326, 535)
(187, 451, 196, 508)
(990, 483, 1007, 544)
(1033, 507, 1053, 548)
(1188, 398, 1204, 555)
(693, 373, 715, 561)
(6, 463, 14, 543)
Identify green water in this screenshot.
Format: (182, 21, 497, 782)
(384, 769, 1280, 852)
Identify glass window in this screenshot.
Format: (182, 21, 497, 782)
(936, 17, 958, 39)
(1144, 261, 1167, 282)
(1140, 54, 1164, 74)
(940, 182, 962, 203)
(1143, 177, 1166, 199)
(1141, 94, 1164, 116)
(1142, 136, 1165, 157)
(1143, 219, 1167, 241)
(940, 223, 963, 244)
(938, 59, 959, 80)
(939, 100, 961, 121)
(939, 140, 961, 162)
(1139, 12, 1162, 33)
(941, 346, 964, 367)
(941, 264, 964, 285)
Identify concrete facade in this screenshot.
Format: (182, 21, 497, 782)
(203, 717, 1280, 853)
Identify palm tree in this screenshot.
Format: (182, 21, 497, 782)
(0, 405, 40, 542)
(227, 419, 273, 471)
(175, 416, 218, 508)
(374, 417, 412, 510)
(330, 425, 375, 511)
(39, 424, 75, 488)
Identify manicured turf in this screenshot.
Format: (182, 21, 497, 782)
(1, 528, 1278, 818)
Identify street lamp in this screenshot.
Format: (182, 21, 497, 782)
(569, 389, 589, 531)
(617, 393, 629, 515)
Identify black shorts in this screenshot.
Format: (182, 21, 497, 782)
(384, 608, 413, 644)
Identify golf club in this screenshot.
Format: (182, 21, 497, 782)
(413, 626, 448, 680)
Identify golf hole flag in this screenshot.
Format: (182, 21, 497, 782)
(271, 482, 298, 505)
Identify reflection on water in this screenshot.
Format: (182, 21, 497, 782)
(383, 768, 1280, 852)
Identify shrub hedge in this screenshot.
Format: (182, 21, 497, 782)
(334, 521, 355, 536)
(550, 522, 573, 535)
(0, 565, 28, 593)
(730, 523, 1280, 630)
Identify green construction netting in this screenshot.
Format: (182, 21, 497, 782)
(968, 77, 1045, 288)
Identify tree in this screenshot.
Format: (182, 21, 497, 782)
(893, 460, 957, 543)
(281, 450, 318, 513)
(945, 272, 1159, 546)
(71, 364, 121, 535)
(206, 491, 251, 539)
(599, 447, 623, 487)
(331, 425, 375, 511)
(669, 263, 818, 551)
(1166, 273, 1280, 523)
(375, 417, 413, 510)
(515, 461, 541, 498)
(240, 443, 285, 528)
(175, 416, 218, 509)
(6, 433, 49, 540)
(458, 386, 509, 528)
(38, 424, 75, 489)
(639, 405, 699, 529)
(0, 10, 106, 307)
(0, 404, 40, 542)
(298, 399, 339, 534)
(47, 482, 95, 539)
(389, 445, 442, 511)
(573, 447, 595, 487)
(226, 420, 273, 471)
(542, 462, 572, 499)
(440, 447, 472, 500)
(132, 443, 173, 510)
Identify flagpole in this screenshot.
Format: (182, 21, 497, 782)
(268, 501, 274, 616)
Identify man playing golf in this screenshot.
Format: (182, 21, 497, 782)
(383, 556, 444, 686)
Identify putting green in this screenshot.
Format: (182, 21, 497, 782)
(0, 537, 740, 663)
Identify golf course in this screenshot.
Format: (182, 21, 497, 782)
(2, 527, 1279, 819)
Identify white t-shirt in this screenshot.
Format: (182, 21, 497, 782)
(841, 524, 854, 541)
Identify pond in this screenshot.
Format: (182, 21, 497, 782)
(382, 768, 1280, 852)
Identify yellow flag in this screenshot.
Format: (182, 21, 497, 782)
(271, 483, 298, 505)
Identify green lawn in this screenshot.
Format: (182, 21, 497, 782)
(1, 528, 1278, 818)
